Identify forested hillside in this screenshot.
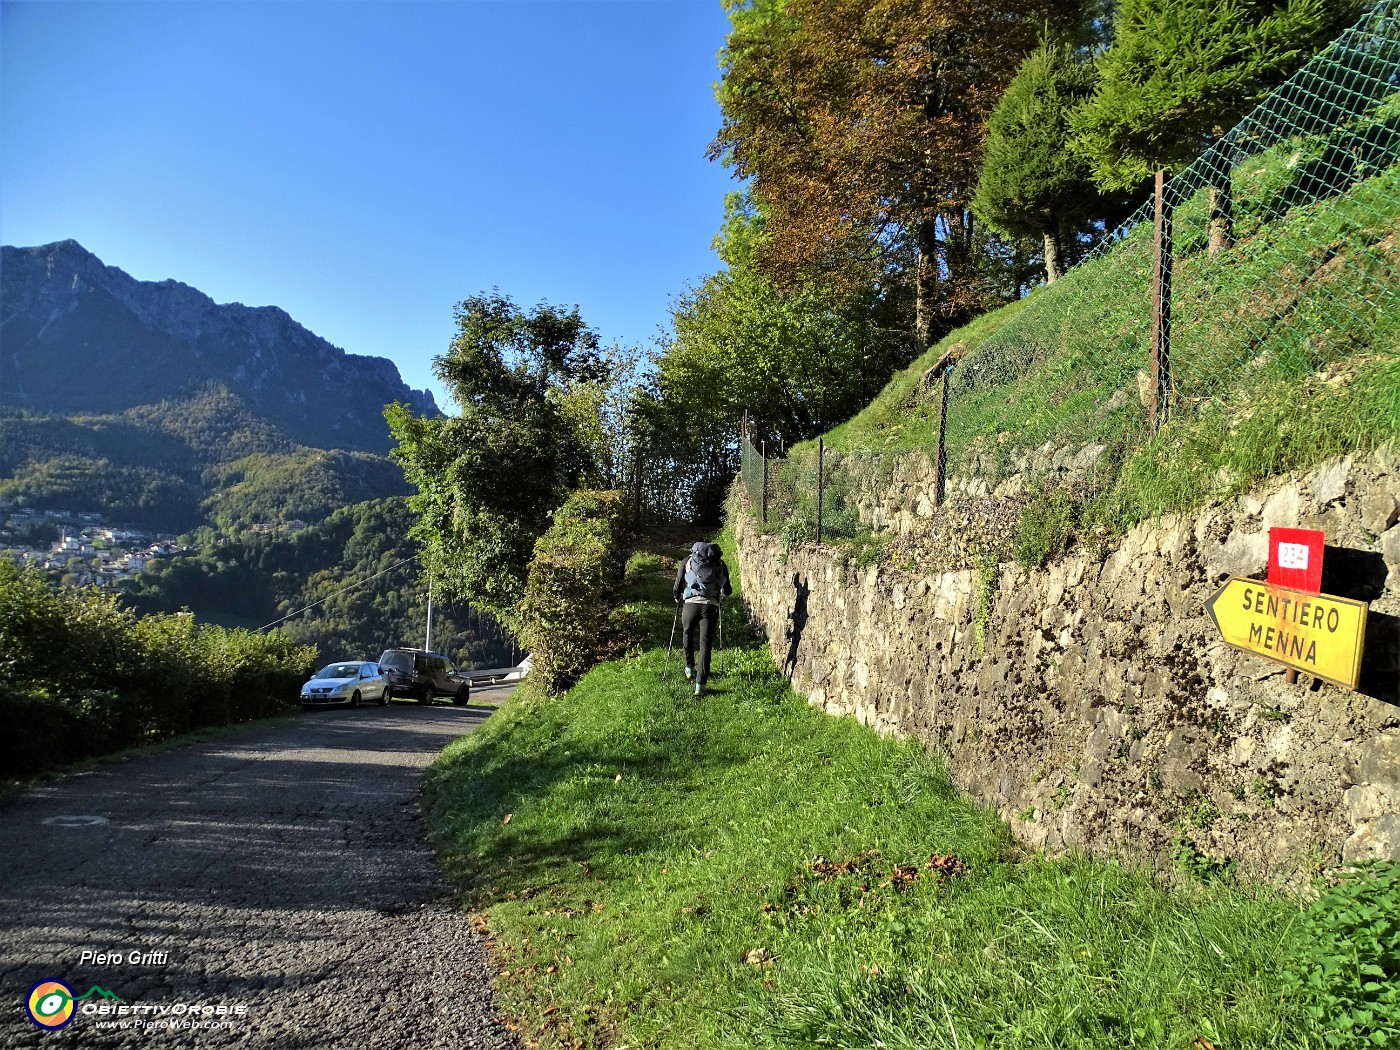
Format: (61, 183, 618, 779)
(117, 497, 516, 667)
(0, 393, 412, 532)
(0, 241, 434, 534)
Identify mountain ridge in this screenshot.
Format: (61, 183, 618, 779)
(1, 239, 440, 454)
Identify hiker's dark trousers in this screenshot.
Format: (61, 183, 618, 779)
(681, 601, 719, 684)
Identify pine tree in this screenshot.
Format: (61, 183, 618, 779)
(972, 39, 1101, 284)
(1071, 0, 1365, 252)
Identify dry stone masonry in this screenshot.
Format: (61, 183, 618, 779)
(738, 444, 1400, 876)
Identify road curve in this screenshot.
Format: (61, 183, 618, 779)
(1, 690, 522, 1049)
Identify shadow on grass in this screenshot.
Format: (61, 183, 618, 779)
(428, 644, 790, 906)
(424, 682, 773, 902)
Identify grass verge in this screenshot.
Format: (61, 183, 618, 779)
(424, 531, 1385, 1049)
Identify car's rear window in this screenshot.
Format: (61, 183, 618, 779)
(379, 652, 412, 671)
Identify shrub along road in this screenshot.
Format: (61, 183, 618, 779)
(0, 690, 522, 1049)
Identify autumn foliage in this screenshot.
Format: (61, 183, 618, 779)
(712, 0, 1081, 344)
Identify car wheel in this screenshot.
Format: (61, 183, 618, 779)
(417, 685, 431, 705)
(452, 685, 469, 706)
(379, 686, 390, 706)
(350, 690, 361, 708)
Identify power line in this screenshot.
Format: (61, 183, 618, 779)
(257, 555, 419, 633)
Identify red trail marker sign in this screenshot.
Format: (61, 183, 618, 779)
(1268, 527, 1325, 594)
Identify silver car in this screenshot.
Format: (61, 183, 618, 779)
(300, 661, 390, 708)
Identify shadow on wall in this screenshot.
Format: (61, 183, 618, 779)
(783, 573, 810, 681)
(1322, 546, 1397, 705)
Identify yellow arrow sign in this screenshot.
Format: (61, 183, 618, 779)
(1205, 578, 1369, 690)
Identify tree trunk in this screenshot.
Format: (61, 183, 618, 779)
(944, 208, 975, 288)
(1043, 226, 1063, 284)
(914, 214, 939, 349)
(1207, 178, 1234, 255)
(1203, 139, 1235, 256)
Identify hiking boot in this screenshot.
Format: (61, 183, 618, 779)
(684, 666, 694, 681)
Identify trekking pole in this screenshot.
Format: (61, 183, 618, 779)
(717, 600, 725, 676)
(663, 601, 680, 679)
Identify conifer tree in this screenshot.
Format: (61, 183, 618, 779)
(1071, 0, 1365, 252)
(972, 39, 1101, 283)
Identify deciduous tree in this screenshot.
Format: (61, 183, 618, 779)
(386, 293, 606, 624)
(711, 0, 1080, 346)
(645, 194, 916, 519)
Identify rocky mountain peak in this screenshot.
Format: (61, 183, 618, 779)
(1, 240, 440, 454)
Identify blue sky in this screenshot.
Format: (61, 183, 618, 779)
(1, 0, 737, 410)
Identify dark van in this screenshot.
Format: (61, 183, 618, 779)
(377, 648, 471, 705)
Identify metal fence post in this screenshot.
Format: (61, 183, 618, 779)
(816, 436, 824, 544)
(935, 364, 953, 507)
(761, 440, 769, 525)
(1150, 169, 1173, 431)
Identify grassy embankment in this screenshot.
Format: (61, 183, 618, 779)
(422, 532, 1372, 1050)
(423, 120, 1400, 1050)
(805, 159, 1400, 559)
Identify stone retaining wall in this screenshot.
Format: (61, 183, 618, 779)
(737, 446, 1400, 875)
(845, 442, 1109, 535)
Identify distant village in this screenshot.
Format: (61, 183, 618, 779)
(0, 505, 307, 589)
(0, 505, 185, 588)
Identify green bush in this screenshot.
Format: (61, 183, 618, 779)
(1280, 861, 1400, 1047)
(0, 688, 85, 776)
(518, 490, 627, 693)
(0, 557, 314, 778)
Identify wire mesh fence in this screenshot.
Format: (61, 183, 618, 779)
(742, 0, 1400, 543)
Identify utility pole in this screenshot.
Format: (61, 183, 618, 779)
(424, 577, 433, 652)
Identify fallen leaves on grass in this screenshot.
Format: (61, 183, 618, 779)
(926, 853, 967, 878)
(744, 947, 775, 967)
(881, 864, 920, 891)
(809, 849, 880, 879)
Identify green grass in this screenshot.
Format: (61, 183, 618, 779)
(822, 152, 1399, 463)
(421, 532, 1372, 1050)
(777, 140, 1400, 568)
(1091, 354, 1400, 534)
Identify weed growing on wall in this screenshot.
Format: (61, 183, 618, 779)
(1171, 831, 1240, 884)
(1013, 485, 1080, 568)
(973, 552, 999, 656)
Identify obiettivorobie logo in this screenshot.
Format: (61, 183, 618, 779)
(25, 979, 120, 1030)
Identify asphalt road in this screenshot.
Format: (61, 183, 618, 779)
(1, 686, 523, 1049)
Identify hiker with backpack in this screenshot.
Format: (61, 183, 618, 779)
(672, 541, 733, 696)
